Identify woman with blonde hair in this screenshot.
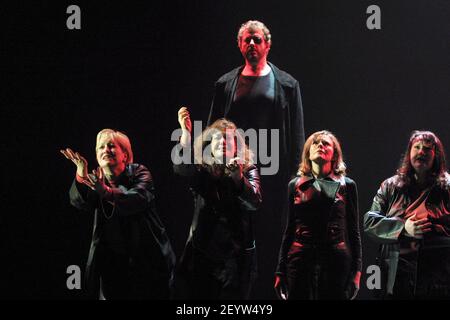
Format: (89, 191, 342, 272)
(275, 130, 362, 299)
(173, 107, 261, 299)
(61, 129, 175, 299)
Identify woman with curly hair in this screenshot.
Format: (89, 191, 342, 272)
(173, 107, 261, 299)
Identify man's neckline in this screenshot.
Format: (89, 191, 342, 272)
(241, 64, 272, 77)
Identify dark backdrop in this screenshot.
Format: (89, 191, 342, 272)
(2, 0, 449, 299)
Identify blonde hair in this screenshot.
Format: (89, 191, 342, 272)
(298, 130, 346, 176)
(96, 129, 133, 164)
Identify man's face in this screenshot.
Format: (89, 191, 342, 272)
(410, 139, 435, 175)
(238, 28, 270, 65)
(96, 136, 128, 169)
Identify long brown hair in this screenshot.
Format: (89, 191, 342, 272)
(396, 130, 448, 188)
(298, 130, 346, 177)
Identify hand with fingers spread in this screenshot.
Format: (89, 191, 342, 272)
(178, 107, 192, 148)
(404, 213, 432, 239)
(60, 148, 89, 179)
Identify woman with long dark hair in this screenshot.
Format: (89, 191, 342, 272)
(365, 130, 450, 299)
(275, 130, 362, 300)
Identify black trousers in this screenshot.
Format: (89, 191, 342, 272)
(286, 245, 352, 300)
(180, 248, 257, 300)
(392, 247, 450, 299)
(95, 245, 170, 300)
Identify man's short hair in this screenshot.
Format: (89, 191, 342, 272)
(237, 20, 272, 44)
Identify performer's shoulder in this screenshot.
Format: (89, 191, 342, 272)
(379, 175, 402, 190)
(127, 163, 151, 176)
(288, 175, 300, 189)
(343, 176, 356, 186)
(441, 172, 450, 188)
(216, 66, 243, 83)
(269, 62, 299, 87)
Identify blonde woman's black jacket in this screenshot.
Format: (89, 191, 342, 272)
(69, 163, 176, 298)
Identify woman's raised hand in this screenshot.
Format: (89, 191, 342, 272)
(178, 107, 192, 148)
(178, 107, 192, 133)
(60, 148, 89, 179)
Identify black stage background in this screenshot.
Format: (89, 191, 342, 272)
(2, 0, 449, 300)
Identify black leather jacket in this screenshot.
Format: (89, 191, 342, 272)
(207, 62, 305, 179)
(364, 174, 450, 296)
(174, 163, 262, 261)
(277, 174, 362, 275)
(69, 163, 176, 295)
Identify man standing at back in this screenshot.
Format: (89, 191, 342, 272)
(207, 20, 305, 299)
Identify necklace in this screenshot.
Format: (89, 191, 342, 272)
(99, 198, 115, 220)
